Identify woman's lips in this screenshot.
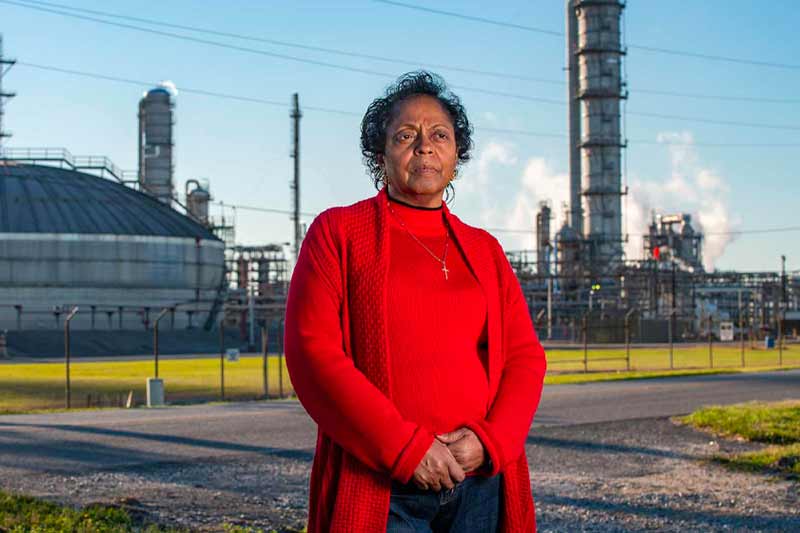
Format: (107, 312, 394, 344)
(412, 166, 440, 175)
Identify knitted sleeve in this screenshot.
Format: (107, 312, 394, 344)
(468, 238, 547, 476)
(284, 211, 434, 483)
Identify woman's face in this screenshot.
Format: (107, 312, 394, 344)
(381, 94, 457, 208)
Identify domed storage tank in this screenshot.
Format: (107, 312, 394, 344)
(0, 163, 225, 331)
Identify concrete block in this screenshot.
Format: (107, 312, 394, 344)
(147, 378, 165, 407)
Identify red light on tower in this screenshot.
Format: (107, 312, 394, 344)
(653, 246, 661, 260)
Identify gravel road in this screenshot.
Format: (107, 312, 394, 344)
(1, 371, 798, 531)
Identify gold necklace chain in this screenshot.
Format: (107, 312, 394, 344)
(387, 201, 451, 280)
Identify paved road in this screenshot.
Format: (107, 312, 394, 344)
(0, 370, 798, 476)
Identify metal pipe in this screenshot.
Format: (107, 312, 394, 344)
(279, 317, 285, 398)
(64, 306, 79, 409)
(582, 314, 588, 372)
(219, 317, 225, 400)
(708, 315, 714, 369)
(739, 289, 745, 367)
(261, 324, 269, 399)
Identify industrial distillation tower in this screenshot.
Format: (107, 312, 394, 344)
(138, 83, 176, 205)
(564, 0, 627, 278)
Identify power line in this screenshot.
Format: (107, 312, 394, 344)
(11, 0, 561, 86)
(631, 88, 800, 105)
(16, 61, 360, 116)
(215, 200, 800, 238)
(16, 0, 800, 105)
(0, 0, 396, 77)
(375, 0, 800, 71)
(705, 226, 800, 236)
(373, 0, 563, 37)
(6, 1, 800, 132)
(0, 0, 576, 107)
(215, 201, 317, 218)
(17, 0, 800, 106)
(13, 62, 800, 147)
(626, 110, 800, 132)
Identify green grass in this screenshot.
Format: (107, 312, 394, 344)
(1, 348, 799, 413)
(0, 490, 164, 532)
(544, 365, 799, 385)
(0, 490, 307, 532)
(680, 400, 800, 476)
(546, 344, 799, 373)
(0, 355, 294, 413)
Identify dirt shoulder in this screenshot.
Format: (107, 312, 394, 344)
(1, 417, 797, 532)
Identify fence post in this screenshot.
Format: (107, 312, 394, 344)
(668, 310, 674, 370)
(279, 318, 285, 398)
(740, 304, 746, 368)
(582, 314, 588, 373)
(708, 315, 714, 369)
(219, 317, 225, 401)
(261, 324, 269, 399)
(778, 314, 783, 367)
(624, 318, 630, 371)
(153, 308, 169, 379)
(64, 306, 79, 409)
(624, 308, 636, 371)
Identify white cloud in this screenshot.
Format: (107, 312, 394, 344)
(462, 141, 517, 192)
(625, 131, 738, 270)
(504, 157, 569, 250)
(458, 142, 566, 252)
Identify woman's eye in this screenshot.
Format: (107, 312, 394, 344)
(396, 132, 414, 141)
(434, 131, 450, 140)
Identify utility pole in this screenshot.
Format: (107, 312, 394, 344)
(0, 35, 17, 154)
(671, 260, 677, 339)
(290, 93, 302, 263)
(780, 255, 786, 362)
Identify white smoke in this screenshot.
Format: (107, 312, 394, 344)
(460, 141, 517, 192)
(461, 142, 568, 251)
(625, 131, 738, 270)
(505, 158, 569, 250)
(158, 80, 179, 97)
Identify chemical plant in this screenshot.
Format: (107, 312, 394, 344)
(509, 1, 799, 344)
(0, 0, 798, 357)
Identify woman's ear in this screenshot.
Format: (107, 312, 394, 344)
(377, 153, 385, 168)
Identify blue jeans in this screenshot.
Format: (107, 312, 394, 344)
(386, 474, 502, 532)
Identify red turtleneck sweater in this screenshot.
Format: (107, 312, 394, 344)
(386, 198, 490, 439)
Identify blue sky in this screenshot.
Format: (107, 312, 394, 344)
(1, 0, 798, 272)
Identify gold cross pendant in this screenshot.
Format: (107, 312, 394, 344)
(442, 263, 450, 280)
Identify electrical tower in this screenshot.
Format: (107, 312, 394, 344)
(0, 35, 17, 154)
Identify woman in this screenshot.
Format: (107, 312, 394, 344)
(285, 71, 547, 532)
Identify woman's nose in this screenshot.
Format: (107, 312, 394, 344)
(414, 134, 434, 154)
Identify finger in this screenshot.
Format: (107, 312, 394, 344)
(436, 428, 467, 443)
(448, 457, 466, 483)
(430, 478, 442, 492)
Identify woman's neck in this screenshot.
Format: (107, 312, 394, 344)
(386, 184, 444, 209)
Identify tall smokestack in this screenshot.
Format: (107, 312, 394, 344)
(138, 82, 176, 205)
(566, 1, 582, 236)
(574, 0, 626, 272)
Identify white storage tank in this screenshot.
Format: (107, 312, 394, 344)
(0, 163, 225, 331)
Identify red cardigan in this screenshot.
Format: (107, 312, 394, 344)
(285, 187, 547, 532)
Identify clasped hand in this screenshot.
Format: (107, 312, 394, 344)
(411, 427, 485, 491)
